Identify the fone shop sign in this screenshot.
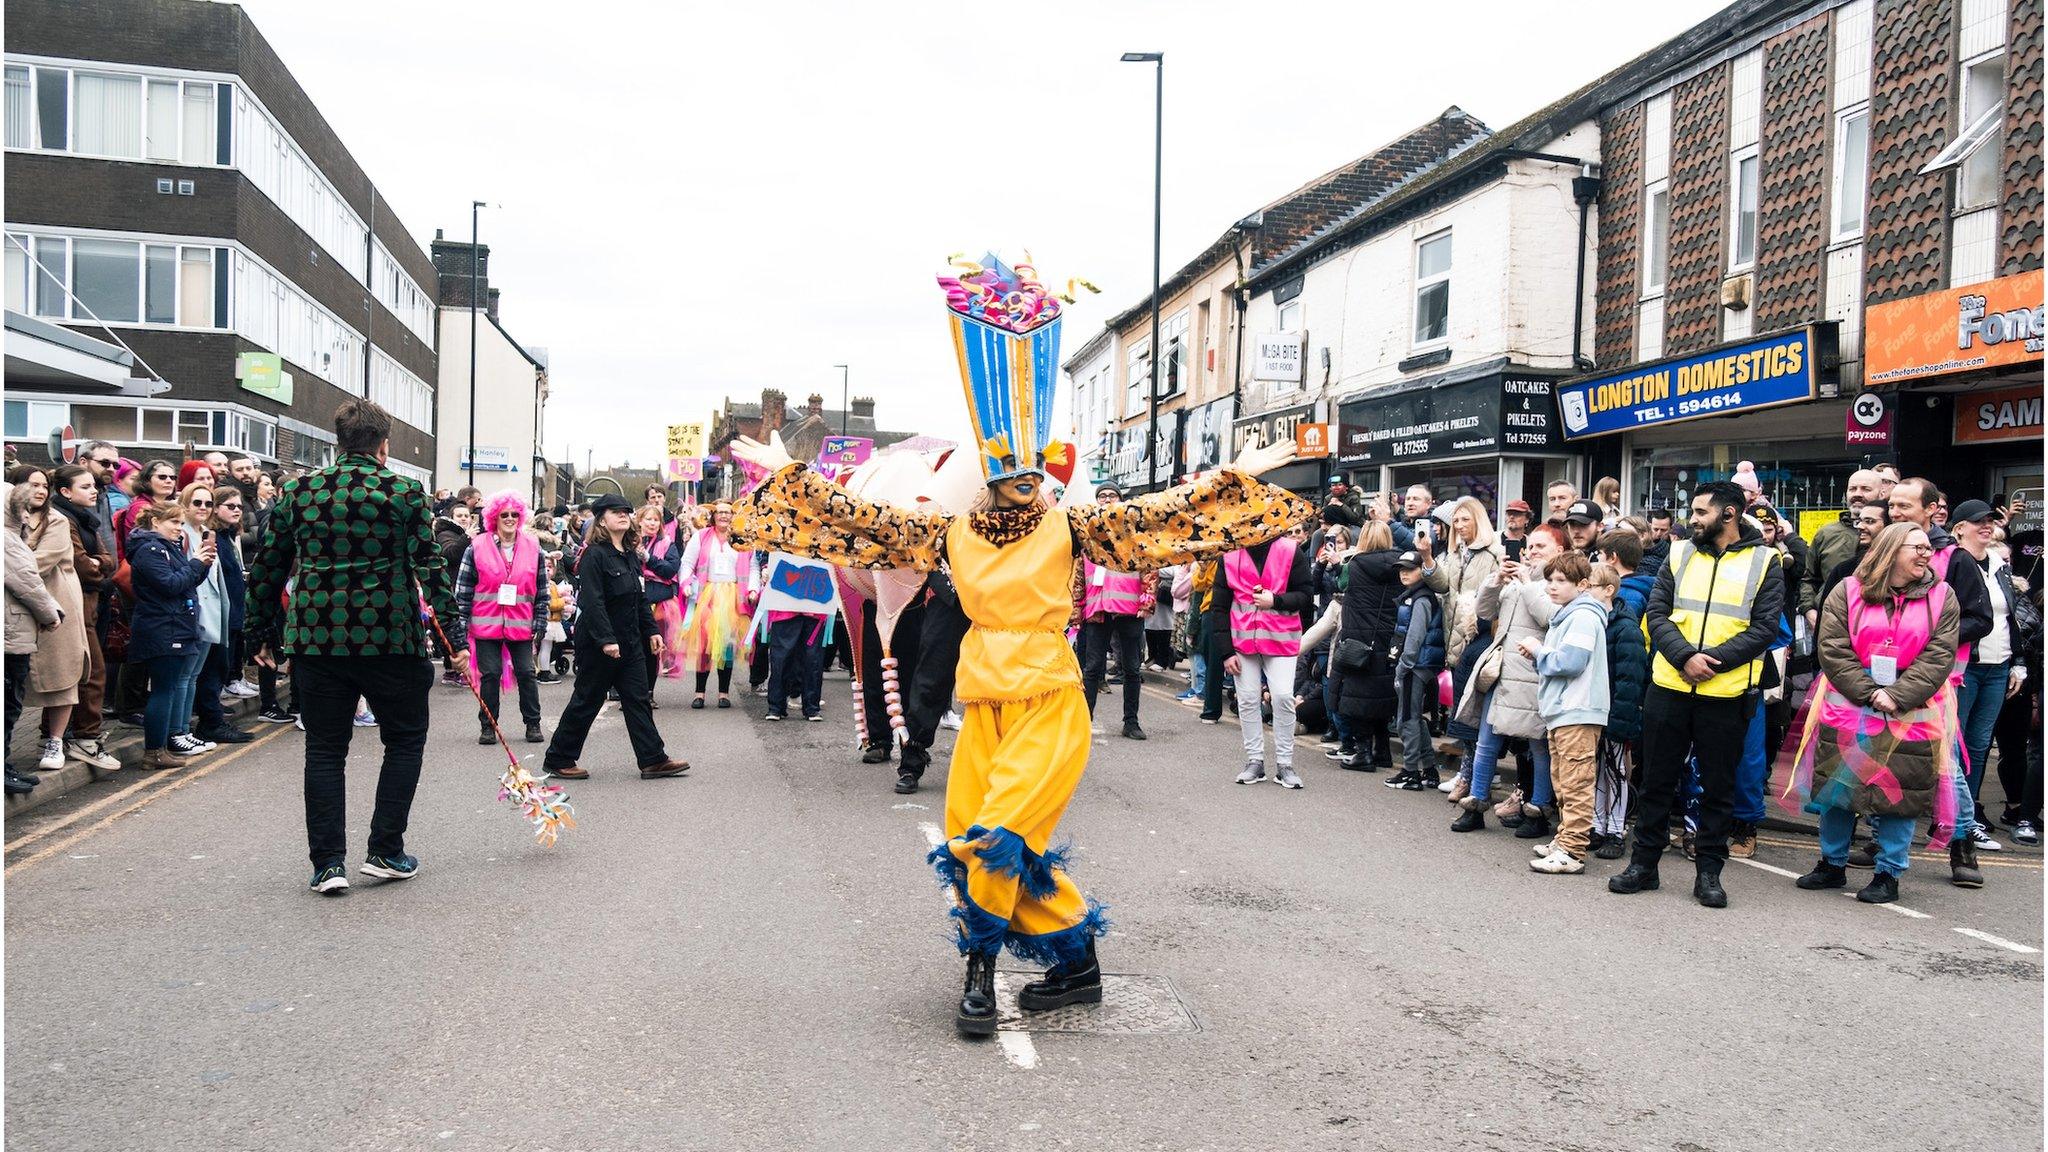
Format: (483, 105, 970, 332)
(1867, 269, 2045, 383)
(1555, 327, 1819, 440)
(1953, 383, 2045, 446)
(1253, 331, 1306, 385)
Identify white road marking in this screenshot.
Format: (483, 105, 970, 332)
(1730, 857, 1801, 879)
(1845, 892, 1931, 919)
(1953, 928, 2042, 954)
(915, 821, 1038, 1070)
(998, 1032, 1039, 1069)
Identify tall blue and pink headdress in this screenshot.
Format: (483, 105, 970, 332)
(938, 252, 1096, 485)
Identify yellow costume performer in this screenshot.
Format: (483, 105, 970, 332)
(732, 251, 1310, 1035)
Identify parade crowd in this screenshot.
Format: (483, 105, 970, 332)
(4, 402, 2040, 915)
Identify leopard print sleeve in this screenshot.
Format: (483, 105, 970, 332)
(729, 463, 949, 572)
(1068, 468, 1315, 572)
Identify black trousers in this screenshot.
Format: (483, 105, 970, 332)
(1632, 684, 1754, 872)
(766, 616, 825, 717)
(546, 643, 667, 771)
(1201, 622, 1227, 721)
(904, 594, 970, 753)
(5, 652, 28, 773)
(862, 598, 924, 747)
(1081, 615, 1145, 724)
(296, 654, 434, 870)
(1996, 675, 2042, 821)
(475, 636, 541, 728)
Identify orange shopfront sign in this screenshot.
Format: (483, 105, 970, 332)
(1865, 268, 2044, 383)
(1954, 383, 2044, 446)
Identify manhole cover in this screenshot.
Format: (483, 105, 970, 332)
(992, 972, 1199, 1035)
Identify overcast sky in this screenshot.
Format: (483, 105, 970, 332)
(240, 0, 1730, 470)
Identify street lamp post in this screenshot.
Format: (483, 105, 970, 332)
(1122, 52, 1164, 491)
(834, 364, 849, 436)
(467, 199, 485, 487)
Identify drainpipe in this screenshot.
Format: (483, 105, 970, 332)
(1570, 169, 1603, 372)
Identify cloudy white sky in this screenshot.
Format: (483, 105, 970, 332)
(241, 0, 1730, 470)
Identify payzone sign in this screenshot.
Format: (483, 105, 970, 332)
(1555, 327, 1822, 440)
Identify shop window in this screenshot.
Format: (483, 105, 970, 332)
(1630, 440, 1865, 528)
(3, 400, 68, 440)
(140, 408, 174, 443)
(175, 409, 212, 448)
(74, 405, 139, 443)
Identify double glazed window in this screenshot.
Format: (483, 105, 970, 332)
(4, 232, 224, 328)
(4, 64, 219, 163)
(1413, 231, 1452, 345)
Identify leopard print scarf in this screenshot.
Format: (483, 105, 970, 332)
(966, 502, 1047, 548)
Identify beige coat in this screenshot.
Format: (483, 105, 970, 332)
(1439, 542, 1502, 669)
(1453, 571, 1556, 740)
(21, 513, 87, 705)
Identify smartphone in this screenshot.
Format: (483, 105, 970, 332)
(1503, 536, 1525, 562)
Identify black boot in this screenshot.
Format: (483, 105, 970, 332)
(861, 743, 893, 765)
(956, 952, 998, 1037)
(1796, 860, 1847, 890)
(477, 726, 495, 746)
(1018, 940, 1102, 1011)
(1693, 869, 1728, 909)
(1450, 808, 1486, 833)
(1950, 836, 1984, 889)
(1608, 861, 1660, 894)
(1513, 809, 1553, 840)
(1856, 870, 1901, 904)
(525, 722, 545, 744)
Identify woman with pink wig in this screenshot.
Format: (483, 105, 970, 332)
(455, 490, 547, 744)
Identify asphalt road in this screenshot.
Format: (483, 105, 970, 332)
(5, 668, 2042, 1152)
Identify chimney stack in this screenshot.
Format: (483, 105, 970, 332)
(429, 236, 490, 309)
(487, 288, 501, 322)
(760, 388, 787, 434)
(807, 393, 825, 417)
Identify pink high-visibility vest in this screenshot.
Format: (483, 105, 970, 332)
(1224, 537, 1301, 657)
(1083, 561, 1146, 618)
(471, 533, 540, 641)
(1930, 545, 1972, 681)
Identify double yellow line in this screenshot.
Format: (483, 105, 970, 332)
(4, 725, 292, 876)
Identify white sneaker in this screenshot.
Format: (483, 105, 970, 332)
(2015, 820, 2040, 846)
(939, 710, 963, 731)
(1970, 826, 2003, 852)
(37, 738, 63, 772)
(1529, 848, 1585, 875)
(1437, 778, 1458, 793)
(64, 738, 120, 772)
(170, 734, 214, 755)
(228, 680, 260, 698)
(1531, 841, 1555, 857)
(353, 709, 378, 727)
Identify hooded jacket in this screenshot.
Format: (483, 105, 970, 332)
(1453, 568, 1557, 739)
(1530, 592, 1610, 729)
(1604, 587, 1650, 742)
(1335, 547, 1404, 721)
(1645, 522, 1786, 696)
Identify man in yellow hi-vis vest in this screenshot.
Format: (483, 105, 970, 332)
(1609, 480, 1785, 909)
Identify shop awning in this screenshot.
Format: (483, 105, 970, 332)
(4, 310, 138, 391)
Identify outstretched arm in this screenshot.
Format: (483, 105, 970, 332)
(727, 436, 948, 572)
(1068, 439, 1314, 571)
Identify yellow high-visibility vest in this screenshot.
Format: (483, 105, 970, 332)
(1650, 539, 1774, 698)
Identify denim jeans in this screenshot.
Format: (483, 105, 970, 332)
(1322, 656, 1351, 746)
(1188, 651, 1207, 698)
(1734, 702, 1770, 823)
(1820, 807, 1915, 875)
(1958, 663, 2011, 802)
(1469, 693, 1551, 805)
(142, 647, 206, 750)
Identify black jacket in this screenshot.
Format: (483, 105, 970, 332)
(573, 536, 656, 654)
(1928, 524, 1994, 648)
(1645, 524, 1787, 686)
(125, 529, 208, 663)
(1336, 547, 1404, 721)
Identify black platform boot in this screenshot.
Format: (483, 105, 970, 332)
(956, 952, 998, 1037)
(1018, 940, 1102, 1012)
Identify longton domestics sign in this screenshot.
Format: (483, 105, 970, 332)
(1554, 326, 1828, 440)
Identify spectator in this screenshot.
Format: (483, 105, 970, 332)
(1593, 477, 1622, 523)
(1401, 485, 1439, 552)
(1950, 499, 2025, 837)
(1501, 499, 1533, 559)
(1801, 469, 1883, 628)
(8, 470, 90, 776)
(1641, 507, 1674, 579)
(156, 484, 224, 759)
(1614, 481, 1784, 909)
(190, 485, 252, 746)
(1821, 505, 1887, 608)
(46, 465, 119, 771)
(127, 501, 214, 770)
(1516, 551, 1610, 874)
(1223, 515, 1315, 788)
(1596, 531, 1652, 860)
(1563, 500, 1603, 556)
(1793, 523, 1961, 904)
(116, 460, 179, 558)
(1450, 524, 1563, 834)
(1546, 479, 1579, 524)
(1331, 522, 1407, 775)
(1387, 549, 1445, 791)
(4, 482, 64, 792)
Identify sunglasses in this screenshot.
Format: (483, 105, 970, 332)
(191, 500, 213, 508)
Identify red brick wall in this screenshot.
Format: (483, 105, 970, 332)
(2003, 0, 2045, 274)
(1594, 104, 1644, 368)
(1754, 15, 1835, 332)
(1865, 0, 1955, 304)
(1664, 68, 1731, 354)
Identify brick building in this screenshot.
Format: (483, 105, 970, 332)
(3, 0, 439, 481)
(430, 232, 549, 503)
(703, 388, 916, 498)
(1562, 0, 2043, 521)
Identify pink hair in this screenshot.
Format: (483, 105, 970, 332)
(480, 490, 530, 533)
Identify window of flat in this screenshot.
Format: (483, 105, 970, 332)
(1413, 230, 1452, 346)
(1922, 51, 2007, 211)
(1642, 183, 1671, 295)
(1159, 310, 1190, 399)
(1124, 342, 1150, 419)
(1831, 109, 1870, 241)
(1729, 150, 1759, 270)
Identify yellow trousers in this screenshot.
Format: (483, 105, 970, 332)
(934, 687, 1106, 964)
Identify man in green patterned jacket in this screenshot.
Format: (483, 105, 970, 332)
(246, 398, 468, 896)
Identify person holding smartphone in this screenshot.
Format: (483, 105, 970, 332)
(165, 484, 227, 758)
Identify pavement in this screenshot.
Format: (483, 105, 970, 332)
(4, 666, 2042, 1152)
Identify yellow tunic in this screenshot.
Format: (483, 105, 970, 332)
(733, 463, 1310, 963)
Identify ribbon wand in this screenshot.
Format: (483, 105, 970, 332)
(418, 590, 577, 848)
